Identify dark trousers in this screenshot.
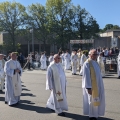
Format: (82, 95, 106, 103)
(20, 60, 24, 68)
(28, 62, 31, 69)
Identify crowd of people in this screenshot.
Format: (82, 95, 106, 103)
(0, 46, 120, 120)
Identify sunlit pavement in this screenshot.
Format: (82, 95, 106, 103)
(0, 69, 119, 120)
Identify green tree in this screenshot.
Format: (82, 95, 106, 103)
(103, 24, 114, 31)
(46, 0, 72, 50)
(72, 5, 99, 39)
(0, 1, 27, 51)
(100, 24, 120, 33)
(112, 25, 120, 29)
(27, 3, 50, 51)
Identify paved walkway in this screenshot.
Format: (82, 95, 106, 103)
(0, 69, 120, 120)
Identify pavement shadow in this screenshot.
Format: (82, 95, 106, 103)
(0, 97, 5, 101)
(0, 91, 5, 94)
(22, 88, 31, 91)
(16, 104, 52, 113)
(103, 76, 117, 79)
(64, 113, 113, 120)
(22, 85, 26, 87)
(20, 100, 35, 105)
(21, 93, 36, 97)
(98, 117, 113, 120)
(64, 112, 88, 120)
(105, 74, 114, 76)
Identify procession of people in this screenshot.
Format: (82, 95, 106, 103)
(0, 46, 120, 120)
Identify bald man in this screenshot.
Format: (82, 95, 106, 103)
(0, 54, 5, 92)
(82, 49, 105, 120)
(4, 52, 22, 106)
(46, 54, 68, 116)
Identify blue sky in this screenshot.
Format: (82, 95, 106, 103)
(0, 0, 120, 29)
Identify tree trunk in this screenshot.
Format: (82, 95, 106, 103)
(43, 40, 46, 51)
(12, 35, 15, 51)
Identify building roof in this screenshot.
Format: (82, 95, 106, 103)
(105, 29, 120, 33)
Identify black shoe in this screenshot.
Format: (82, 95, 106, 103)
(5, 101, 7, 104)
(117, 76, 120, 79)
(50, 109, 55, 112)
(89, 117, 97, 120)
(58, 112, 65, 117)
(0, 90, 3, 93)
(74, 73, 77, 75)
(9, 102, 19, 107)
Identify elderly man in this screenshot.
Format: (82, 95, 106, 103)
(4, 52, 22, 106)
(0, 54, 5, 92)
(82, 49, 105, 120)
(46, 54, 68, 116)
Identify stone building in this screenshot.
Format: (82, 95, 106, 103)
(93, 29, 120, 48)
(0, 31, 58, 56)
(0, 29, 120, 56)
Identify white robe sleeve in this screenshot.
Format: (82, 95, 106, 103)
(40, 56, 42, 62)
(71, 55, 74, 62)
(46, 66, 53, 90)
(80, 55, 84, 65)
(97, 56, 101, 64)
(48, 57, 50, 62)
(4, 62, 14, 77)
(17, 61, 22, 76)
(82, 62, 92, 89)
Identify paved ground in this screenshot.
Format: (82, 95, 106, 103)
(0, 69, 120, 120)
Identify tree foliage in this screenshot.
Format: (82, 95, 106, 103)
(46, 0, 73, 49)
(0, 0, 100, 52)
(27, 3, 50, 51)
(100, 24, 120, 33)
(0, 1, 27, 51)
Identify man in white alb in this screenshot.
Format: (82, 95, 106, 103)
(60, 51, 65, 66)
(117, 52, 120, 79)
(0, 54, 5, 92)
(4, 52, 22, 106)
(64, 50, 71, 70)
(82, 49, 105, 120)
(40, 52, 47, 70)
(46, 54, 68, 116)
(77, 49, 82, 71)
(48, 53, 54, 65)
(97, 52, 105, 77)
(79, 51, 87, 76)
(71, 50, 78, 75)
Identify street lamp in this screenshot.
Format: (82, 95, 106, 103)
(30, 28, 34, 52)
